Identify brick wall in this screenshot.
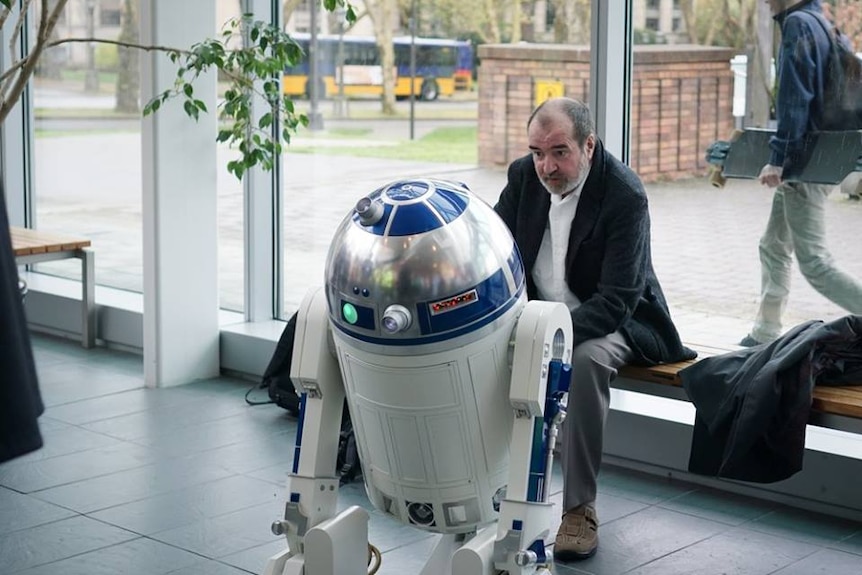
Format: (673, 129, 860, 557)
(477, 43, 737, 182)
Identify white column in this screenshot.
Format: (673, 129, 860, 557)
(590, 0, 633, 164)
(141, 0, 219, 387)
(242, 0, 282, 322)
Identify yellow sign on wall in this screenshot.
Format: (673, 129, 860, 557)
(534, 80, 564, 107)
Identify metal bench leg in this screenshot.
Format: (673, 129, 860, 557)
(80, 248, 96, 348)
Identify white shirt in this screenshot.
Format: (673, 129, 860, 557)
(533, 189, 582, 312)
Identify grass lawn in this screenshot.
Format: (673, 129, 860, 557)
(288, 126, 478, 164)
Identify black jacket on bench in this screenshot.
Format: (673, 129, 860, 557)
(680, 315, 862, 483)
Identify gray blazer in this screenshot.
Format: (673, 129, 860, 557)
(493, 139, 695, 365)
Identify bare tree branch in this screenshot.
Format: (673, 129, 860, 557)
(0, 0, 66, 123)
(0, 37, 186, 87)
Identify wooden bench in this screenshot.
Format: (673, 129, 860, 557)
(616, 343, 862, 434)
(11, 226, 95, 348)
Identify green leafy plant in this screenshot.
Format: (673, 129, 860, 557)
(0, 0, 356, 180)
(142, 17, 308, 180)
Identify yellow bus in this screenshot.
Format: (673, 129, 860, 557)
(282, 34, 474, 101)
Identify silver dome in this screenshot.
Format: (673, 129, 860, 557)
(325, 178, 525, 349)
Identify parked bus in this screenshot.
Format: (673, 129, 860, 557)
(282, 33, 474, 101)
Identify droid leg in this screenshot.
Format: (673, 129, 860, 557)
(494, 300, 573, 574)
(264, 287, 370, 575)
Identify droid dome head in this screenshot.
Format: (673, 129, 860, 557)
(325, 178, 525, 350)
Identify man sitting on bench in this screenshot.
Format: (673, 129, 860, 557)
(492, 97, 696, 561)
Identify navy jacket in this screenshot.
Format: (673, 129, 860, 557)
(770, 0, 833, 177)
(681, 315, 862, 483)
(493, 139, 695, 366)
(0, 182, 43, 464)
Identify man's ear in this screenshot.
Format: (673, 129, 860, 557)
(585, 134, 596, 160)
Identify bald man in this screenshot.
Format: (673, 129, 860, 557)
(494, 97, 695, 561)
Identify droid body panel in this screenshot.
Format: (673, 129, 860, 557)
(326, 179, 527, 534)
(265, 180, 573, 575)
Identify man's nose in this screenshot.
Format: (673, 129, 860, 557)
(540, 157, 555, 173)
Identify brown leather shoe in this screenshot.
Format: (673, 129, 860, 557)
(553, 504, 598, 561)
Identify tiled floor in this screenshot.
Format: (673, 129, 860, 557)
(2, 333, 862, 575)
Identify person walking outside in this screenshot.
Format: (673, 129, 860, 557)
(741, 0, 862, 347)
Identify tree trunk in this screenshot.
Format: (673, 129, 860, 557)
(551, 0, 589, 44)
(508, 0, 521, 43)
(283, 0, 304, 22)
(745, 0, 773, 128)
(115, 0, 140, 114)
(363, 0, 397, 115)
(483, 0, 501, 43)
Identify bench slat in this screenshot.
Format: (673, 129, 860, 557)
(10, 227, 91, 257)
(618, 348, 862, 420)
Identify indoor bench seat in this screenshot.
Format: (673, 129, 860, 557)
(617, 343, 862, 432)
(10, 226, 95, 348)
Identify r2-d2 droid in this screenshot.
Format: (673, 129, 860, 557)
(265, 179, 573, 575)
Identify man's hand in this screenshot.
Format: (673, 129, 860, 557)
(758, 164, 783, 188)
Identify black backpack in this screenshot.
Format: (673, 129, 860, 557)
(261, 313, 302, 416)
(258, 313, 362, 484)
(809, 12, 862, 130)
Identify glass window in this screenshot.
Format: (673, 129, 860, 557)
(32, 0, 144, 295)
(100, 9, 121, 27)
(278, 3, 579, 316)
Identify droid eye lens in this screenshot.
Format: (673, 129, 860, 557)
(342, 303, 359, 324)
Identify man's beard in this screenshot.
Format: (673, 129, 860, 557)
(540, 154, 590, 197)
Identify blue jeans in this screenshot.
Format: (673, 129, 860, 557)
(751, 181, 862, 342)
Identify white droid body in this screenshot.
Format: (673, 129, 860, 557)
(325, 179, 526, 533)
(266, 179, 573, 575)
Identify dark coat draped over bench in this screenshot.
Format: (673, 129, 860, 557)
(680, 315, 862, 483)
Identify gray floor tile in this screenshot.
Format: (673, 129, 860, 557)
(164, 558, 254, 575)
(658, 486, 776, 526)
(365, 507, 443, 554)
(151, 501, 279, 559)
(79, 395, 258, 442)
(375, 534, 440, 574)
(11, 537, 202, 575)
(174, 426, 296, 476)
(829, 528, 862, 556)
(247, 462, 293, 486)
(89, 474, 281, 535)
(566, 506, 727, 575)
(44, 386, 207, 426)
(597, 465, 696, 505)
(771, 548, 862, 574)
(0, 441, 158, 492)
(0, 486, 75, 536)
(0, 515, 137, 573)
(126, 408, 291, 458)
(31, 457, 234, 513)
(36, 362, 144, 407)
(624, 526, 820, 575)
(746, 506, 862, 547)
(220, 539, 287, 574)
(9, 333, 861, 575)
(0, 419, 122, 462)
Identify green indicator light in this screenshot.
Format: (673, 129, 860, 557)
(342, 302, 359, 324)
